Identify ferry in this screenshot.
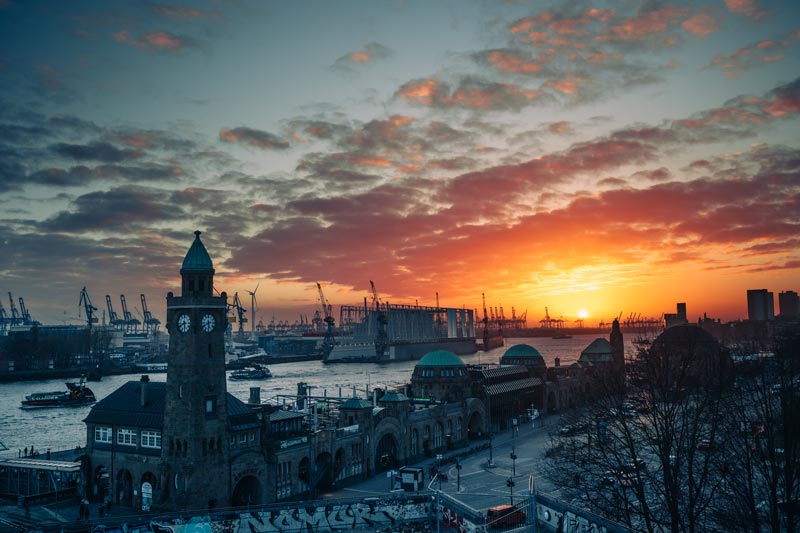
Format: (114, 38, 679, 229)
(21, 378, 97, 409)
(229, 364, 272, 380)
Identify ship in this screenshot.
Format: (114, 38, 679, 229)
(324, 301, 478, 363)
(20, 377, 97, 409)
(229, 364, 272, 380)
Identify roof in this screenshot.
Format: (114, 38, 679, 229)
(181, 230, 213, 272)
(0, 458, 81, 472)
(269, 409, 306, 422)
(340, 397, 373, 410)
(83, 380, 256, 430)
(476, 365, 530, 380)
(379, 392, 409, 403)
(417, 350, 464, 367)
(503, 344, 543, 358)
(582, 338, 612, 355)
(83, 381, 166, 428)
(485, 377, 544, 396)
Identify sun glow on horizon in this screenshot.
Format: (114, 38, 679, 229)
(577, 309, 589, 319)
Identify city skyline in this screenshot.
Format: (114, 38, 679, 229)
(1, 0, 799, 325)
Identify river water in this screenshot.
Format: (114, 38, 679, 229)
(0, 335, 618, 457)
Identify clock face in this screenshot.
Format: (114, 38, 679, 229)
(177, 313, 191, 333)
(202, 313, 215, 333)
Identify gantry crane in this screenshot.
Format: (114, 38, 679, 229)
(230, 292, 247, 335)
(105, 294, 123, 329)
(140, 294, 160, 333)
(79, 287, 98, 330)
(8, 293, 21, 327)
(0, 299, 7, 331)
(120, 295, 140, 333)
(18, 296, 34, 325)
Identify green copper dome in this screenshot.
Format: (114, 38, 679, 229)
(417, 350, 465, 367)
(181, 231, 213, 271)
(503, 344, 543, 358)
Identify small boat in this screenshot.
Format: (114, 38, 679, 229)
(552, 334, 573, 339)
(229, 365, 272, 380)
(21, 377, 97, 409)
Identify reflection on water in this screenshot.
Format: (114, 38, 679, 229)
(0, 334, 624, 454)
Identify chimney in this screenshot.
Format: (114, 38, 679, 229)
(555, 357, 561, 368)
(249, 387, 261, 405)
(140, 375, 150, 407)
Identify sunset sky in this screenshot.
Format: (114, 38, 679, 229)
(1, 0, 798, 328)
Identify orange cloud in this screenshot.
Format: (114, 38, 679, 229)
(113, 29, 192, 52)
(724, 0, 766, 20)
(601, 7, 689, 42)
(681, 13, 718, 37)
(486, 50, 542, 73)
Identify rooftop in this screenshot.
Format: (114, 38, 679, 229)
(417, 350, 465, 367)
(181, 230, 213, 272)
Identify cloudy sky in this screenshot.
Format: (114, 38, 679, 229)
(1, 0, 798, 328)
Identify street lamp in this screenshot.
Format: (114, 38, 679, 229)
(506, 477, 515, 505)
(456, 458, 462, 492)
(487, 432, 495, 468)
(510, 446, 517, 478)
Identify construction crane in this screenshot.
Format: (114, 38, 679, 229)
(140, 294, 161, 334)
(481, 293, 489, 331)
(120, 295, 140, 333)
(79, 287, 98, 330)
(435, 292, 444, 336)
(246, 283, 259, 336)
(316, 282, 336, 350)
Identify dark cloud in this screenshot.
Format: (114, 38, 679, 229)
(50, 141, 143, 163)
(26, 166, 94, 187)
(38, 186, 185, 232)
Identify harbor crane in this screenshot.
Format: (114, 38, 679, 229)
(317, 282, 336, 350)
(18, 296, 37, 325)
(120, 294, 140, 333)
(230, 292, 247, 335)
(481, 293, 489, 331)
(105, 294, 123, 329)
(8, 293, 21, 327)
(79, 287, 99, 330)
(140, 294, 160, 333)
(369, 280, 382, 311)
(246, 283, 259, 336)
(0, 299, 8, 331)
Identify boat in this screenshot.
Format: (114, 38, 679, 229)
(229, 365, 272, 380)
(552, 334, 573, 339)
(21, 378, 97, 409)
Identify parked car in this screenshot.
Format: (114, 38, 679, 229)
(486, 505, 526, 529)
(697, 439, 713, 451)
(603, 470, 634, 487)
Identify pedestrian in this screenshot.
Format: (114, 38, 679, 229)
(46, 448, 51, 460)
(18, 449, 21, 458)
(79, 501, 85, 522)
(24, 447, 27, 457)
(84, 505, 90, 522)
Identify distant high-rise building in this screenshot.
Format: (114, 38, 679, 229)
(664, 302, 688, 329)
(747, 289, 774, 321)
(778, 290, 799, 319)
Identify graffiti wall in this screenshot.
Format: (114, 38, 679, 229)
(88, 497, 432, 533)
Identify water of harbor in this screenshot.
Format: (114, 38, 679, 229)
(0, 335, 628, 456)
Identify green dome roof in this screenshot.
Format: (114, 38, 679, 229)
(503, 344, 543, 358)
(181, 231, 213, 271)
(417, 350, 465, 367)
(581, 338, 612, 355)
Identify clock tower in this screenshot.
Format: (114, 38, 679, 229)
(162, 231, 230, 510)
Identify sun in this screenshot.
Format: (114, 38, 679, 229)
(577, 309, 589, 319)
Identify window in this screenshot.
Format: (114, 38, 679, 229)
(205, 396, 216, 416)
(141, 430, 162, 449)
(238, 433, 246, 443)
(117, 428, 137, 446)
(94, 426, 112, 443)
(249, 431, 255, 442)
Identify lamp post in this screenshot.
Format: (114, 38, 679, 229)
(510, 445, 517, 478)
(487, 432, 495, 468)
(507, 477, 515, 505)
(456, 458, 462, 492)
